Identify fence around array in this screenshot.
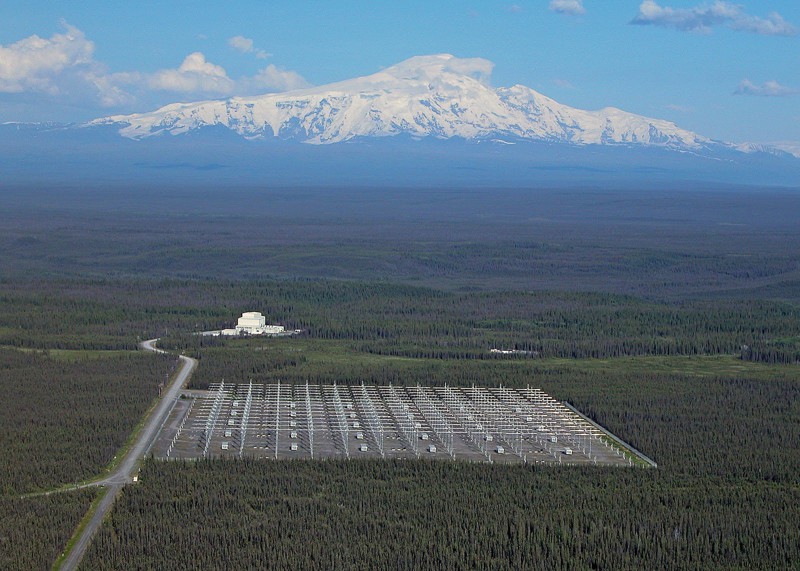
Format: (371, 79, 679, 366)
(161, 382, 635, 466)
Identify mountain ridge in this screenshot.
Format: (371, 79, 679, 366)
(3, 55, 798, 187)
(87, 54, 715, 151)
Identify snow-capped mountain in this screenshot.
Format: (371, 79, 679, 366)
(89, 54, 710, 150)
(737, 141, 800, 159)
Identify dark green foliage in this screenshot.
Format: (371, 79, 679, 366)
(4, 187, 800, 300)
(3, 183, 800, 568)
(0, 348, 177, 493)
(3, 278, 799, 363)
(83, 459, 799, 571)
(83, 365, 800, 569)
(187, 344, 307, 387)
(542, 371, 800, 481)
(0, 489, 96, 571)
(741, 337, 800, 364)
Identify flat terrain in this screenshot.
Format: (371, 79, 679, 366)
(152, 383, 638, 467)
(0, 345, 178, 571)
(0, 347, 177, 494)
(0, 490, 97, 571)
(0, 185, 798, 569)
(3, 186, 800, 299)
(58, 342, 196, 571)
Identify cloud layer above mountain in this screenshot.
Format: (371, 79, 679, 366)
(549, 0, 585, 16)
(631, 1, 797, 36)
(228, 36, 270, 60)
(0, 24, 97, 95)
(735, 79, 798, 97)
(0, 23, 309, 110)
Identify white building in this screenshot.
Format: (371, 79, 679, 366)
(203, 311, 287, 337)
(237, 311, 265, 330)
(234, 312, 284, 335)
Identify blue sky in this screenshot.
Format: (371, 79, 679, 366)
(1, 1, 798, 146)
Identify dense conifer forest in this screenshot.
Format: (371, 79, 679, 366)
(0, 490, 97, 571)
(1, 275, 798, 569)
(84, 415, 799, 569)
(87, 356, 800, 571)
(2, 187, 799, 569)
(2, 279, 799, 363)
(4, 187, 800, 301)
(0, 348, 177, 494)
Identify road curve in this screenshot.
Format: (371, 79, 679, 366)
(59, 340, 196, 571)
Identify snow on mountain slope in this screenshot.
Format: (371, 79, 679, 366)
(89, 54, 709, 149)
(737, 141, 800, 159)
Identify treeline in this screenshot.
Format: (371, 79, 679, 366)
(184, 344, 306, 388)
(3, 278, 800, 363)
(83, 459, 800, 570)
(82, 359, 800, 569)
(4, 193, 800, 300)
(180, 349, 800, 482)
(553, 371, 800, 482)
(0, 348, 177, 494)
(741, 340, 800, 364)
(0, 489, 97, 571)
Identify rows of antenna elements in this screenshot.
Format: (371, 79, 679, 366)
(161, 382, 634, 466)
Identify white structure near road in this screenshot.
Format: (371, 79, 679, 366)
(237, 311, 284, 334)
(218, 312, 285, 336)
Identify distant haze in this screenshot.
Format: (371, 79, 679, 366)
(1, 51, 798, 188)
(1, 3, 798, 146)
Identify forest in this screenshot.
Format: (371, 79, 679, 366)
(82, 323, 800, 568)
(0, 341, 175, 570)
(1, 276, 799, 569)
(3, 185, 800, 300)
(2, 279, 800, 364)
(0, 348, 177, 494)
(0, 490, 97, 571)
(1, 185, 799, 569)
(80, 321, 800, 569)
(84, 386, 800, 570)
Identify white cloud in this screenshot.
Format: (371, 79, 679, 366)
(228, 35, 254, 53)
(228, 35, 269, 59)
(735, 79, 798, 97)
(147, 53, 309, 95)
(0, 25, 310, 113)
(442, 57, 494, 84)
(0, 22, 140, 108)
(631, 1, 797, 36)
(729, 11, 796, 36)
(549, 0, 585, 16)
(552, 78, 574, 89)
(84, 72, 137, 107)
(0, 23, 95, 94)
(148, 52, 235, 94)
(242, 64, 310, 92)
